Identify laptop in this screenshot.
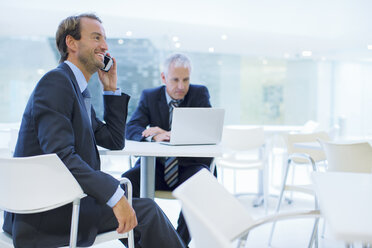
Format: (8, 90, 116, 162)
(160, 107, 225, 145)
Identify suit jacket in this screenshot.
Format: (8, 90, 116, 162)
(126, 84, 212, 166)
(3, 63, 130, 247)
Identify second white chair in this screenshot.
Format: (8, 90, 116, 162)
(173, 169, 320, 248)
(319, 140, 372, 173)
(269, 131, 330, 247)
(216, 125, 268, 209)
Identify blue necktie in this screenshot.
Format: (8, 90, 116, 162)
(82, 88, 91, 125)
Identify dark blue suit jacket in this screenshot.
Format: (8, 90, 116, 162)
(126, 84, 212, 165)
(3, 63, 130, 247)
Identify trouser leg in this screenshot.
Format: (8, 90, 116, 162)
(123, 198, 186, 248)
(98, 198, 186, 248)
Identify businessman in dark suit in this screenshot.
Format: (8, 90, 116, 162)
(2, 14, 185, 248)
(123, 53, 213, 245)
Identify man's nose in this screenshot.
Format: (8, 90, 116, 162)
(177, 82, 185, 89)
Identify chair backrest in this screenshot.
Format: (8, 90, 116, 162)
(222, 125, 265, 151)
(285, 131, 330, 163)
(173, 169, 254, 248)
(319, 140, 372, 173)
(0, 154, 85, 213)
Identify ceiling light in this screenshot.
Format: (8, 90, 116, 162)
(221, 34, 227, 40)
(368, 45, 372, 50)
(302, 51, 312, 57)
(126, 31, 132, 37)
(37, 69, 45, 75)
(118, 39, 124, 45)
(208, 47, 215, 53)
(175, 42, 181, 48)
(173, 36, 179, 42)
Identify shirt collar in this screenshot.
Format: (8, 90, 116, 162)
(64, 61, 88, 93)
(164, 87, 183, 105)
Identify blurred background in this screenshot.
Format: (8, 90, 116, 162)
(1, 0, 371, 138)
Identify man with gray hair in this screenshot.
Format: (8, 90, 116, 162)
(124, 53, 213, 245)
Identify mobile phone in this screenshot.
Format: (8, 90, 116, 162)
(101, 54, 113, 72)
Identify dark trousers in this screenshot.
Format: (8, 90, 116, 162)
(98, 198, 186, 248)
(121, 158, 210, 245)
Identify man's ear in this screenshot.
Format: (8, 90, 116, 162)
(161, 72, 166, 84)
(65, 35, 77, 53)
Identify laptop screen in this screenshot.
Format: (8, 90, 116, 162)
(166, 108, 225, 145)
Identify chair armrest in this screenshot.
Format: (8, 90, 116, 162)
(289, 153, 317, 171)
(236, 210, 321, 240)
(117, 177, 133, 205)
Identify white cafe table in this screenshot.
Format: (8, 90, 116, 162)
(312, 171, 372, 244)
(294, 139, 372, 150)
(99, 140, 223, 199)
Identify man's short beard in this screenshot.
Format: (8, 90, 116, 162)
(79, 54, 103, 74)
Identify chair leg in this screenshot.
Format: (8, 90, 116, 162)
(321, 219, 326, 238)
(128, 229, 135, 248)
(70, 199, 81, 248)
(268, 159, 291, 246)
(308, 217, 319, 248)
(237, 233, 249, 248)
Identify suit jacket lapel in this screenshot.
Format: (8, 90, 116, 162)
(158, 87, 171, 130)
(59, 63, 98, 146)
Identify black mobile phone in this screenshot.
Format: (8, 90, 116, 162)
(101, 54, 113, 72)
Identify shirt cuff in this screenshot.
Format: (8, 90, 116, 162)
(103, 88, 121, 96)
(106, 185, 125, 208)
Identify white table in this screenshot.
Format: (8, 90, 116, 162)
(294, 140, 372, 151)
(100, 140, 223, 199)
(312, 172, 372, 244)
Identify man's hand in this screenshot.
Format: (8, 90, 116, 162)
(112, 196, 137, 233)
(142, 127, 166, 138)
(153, 131, 171, 142)
(98, 53, 117, 92)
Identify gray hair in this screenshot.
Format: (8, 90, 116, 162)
(163, 53, 192, 77)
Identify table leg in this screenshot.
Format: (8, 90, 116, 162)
(140, 156, 156, 199)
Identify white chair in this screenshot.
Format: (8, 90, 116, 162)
(317, 141, 372, 248)
(269, 131, 330, 247)
(216, 125, 268, 209)
(173, 169, 320, 248)
(319, 140, 372, 173)
(0, 154, 134, 248)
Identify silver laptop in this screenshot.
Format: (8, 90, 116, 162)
(160, 108, 225, 145)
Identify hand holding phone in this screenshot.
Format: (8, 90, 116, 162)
(101, 54, 113, 72)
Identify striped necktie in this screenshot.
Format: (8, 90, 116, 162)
(164, 99, 181, 187)
(169, 99, 180, 127)
(82, 88, 91, 125)
(164, 157, 179, 188)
